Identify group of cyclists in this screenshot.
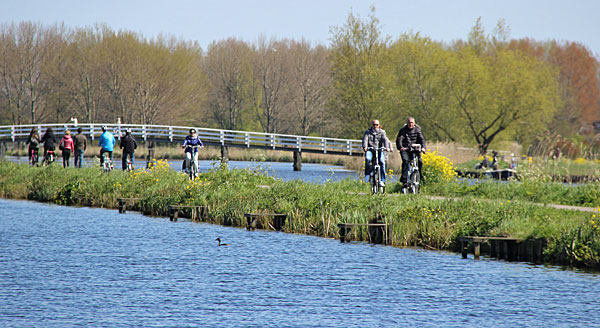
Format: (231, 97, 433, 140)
(362, 117, 426, 191)
(25, 120, 424, 188)
(26, 125, 138, 171)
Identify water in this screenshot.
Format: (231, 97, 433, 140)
(4, 155, 361, 184)
(1, 198, 599, 327)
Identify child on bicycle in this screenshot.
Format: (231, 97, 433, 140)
(362, 120, 392, 187)
(26, 128, 41, 166)
(41, 127, 57, 163)
(182, 128, 204, 174)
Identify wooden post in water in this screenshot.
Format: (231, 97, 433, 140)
(146, 141, 155, 168)
(293, 150, 302, 171)
(221, 145, 229, 163)
(474, 241, 481, 260)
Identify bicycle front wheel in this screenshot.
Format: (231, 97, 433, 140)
(410, 171, 420, 194)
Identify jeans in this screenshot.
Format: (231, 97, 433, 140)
(74, 149, 84, 168)
(365, 150, 386, 182)
(62, 149, 71, 167)
(100, 149, 113, 166)
(122, 152, 135, 170)
(400, 150, 422, 183)
(185, 151, 199, 172)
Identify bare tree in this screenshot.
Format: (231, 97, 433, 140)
(204, 38, 253, 130)
(0, 22, 61, 124)
(250, 37, 291, 133)
(287, 40, 331, 135)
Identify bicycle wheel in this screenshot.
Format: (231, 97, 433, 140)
(373, 168, 381, 194)
(410, 170, 420, 194)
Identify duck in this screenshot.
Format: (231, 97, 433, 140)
(216, 238, 230, 246)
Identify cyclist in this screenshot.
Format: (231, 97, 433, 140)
(119, 128, 137, 171)
(98, 125, 116, 168)
(41, 127, 57, 163)
(362, 119, 392, 187)
(26, 128, 41, 165)
(396, 117, 426, 188)
(182, 128, 204, 174)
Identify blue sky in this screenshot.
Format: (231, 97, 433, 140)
(2, 0, 599, 56)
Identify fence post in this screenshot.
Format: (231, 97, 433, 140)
(245, 132, 250, 148)
(169, 127, 173, 142)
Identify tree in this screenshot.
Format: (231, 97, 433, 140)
(287, 39, 331, 135)
(328, 8, 394, 137)
(388, 34, 457, 141)
(508, 39, 600, 137)
(60, 26, 105, 123)
(445, 46, 561, 154)
(204, 38, 253, 130)
(0, 22, 60, 124)
(250, 37, 291, 134)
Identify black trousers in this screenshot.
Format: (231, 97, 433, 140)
(400, 150, 422, 183)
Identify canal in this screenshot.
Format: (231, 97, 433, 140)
(0, 198, 599, 327)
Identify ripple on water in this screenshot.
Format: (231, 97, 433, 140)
(0, 198, 599, 328)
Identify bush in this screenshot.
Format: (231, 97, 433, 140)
(422, 151, 457, 184)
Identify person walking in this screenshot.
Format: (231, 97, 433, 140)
(74, 127, 87, 168)
(59, 130, 75, 167)
(119, 129, 137, 170)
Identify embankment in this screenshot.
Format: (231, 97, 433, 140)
(0, 160, 598, 270)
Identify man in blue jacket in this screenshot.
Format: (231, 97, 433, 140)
(99, 126, 116, 168)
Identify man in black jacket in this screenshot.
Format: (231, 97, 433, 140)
(119, 129, 137, 170)
(396, 117, 426, 186)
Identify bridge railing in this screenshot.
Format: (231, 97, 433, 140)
(0, 123, 364, 156)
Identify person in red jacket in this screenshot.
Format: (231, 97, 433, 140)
(59, 130, 75, 168)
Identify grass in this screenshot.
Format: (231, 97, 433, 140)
(0, 160, 598, 269)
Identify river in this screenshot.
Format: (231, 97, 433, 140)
(4, 155, 362, 184)
(0, 198, 599, 327)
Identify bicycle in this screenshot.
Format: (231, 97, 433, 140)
(402, 144, 422, 194)
(185, 145, 200, 180)
(102, 152, 113, 173)
(42, 150, 55, 166)
(124, 153, 134, 172)
(367, 146, 387, 195)
(29, 148, 39, 166)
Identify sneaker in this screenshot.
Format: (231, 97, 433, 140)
(379, 181, 385, 187)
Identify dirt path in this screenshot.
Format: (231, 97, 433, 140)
(425, 195, 598, 213)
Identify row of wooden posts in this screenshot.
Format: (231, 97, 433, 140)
(116, 197, 545, 263)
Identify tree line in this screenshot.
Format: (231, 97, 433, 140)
(1, 13, 598, 154)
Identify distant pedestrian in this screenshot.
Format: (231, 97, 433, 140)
(59, 130, 75, 167)
(74, 127, 87, 168)
(119, 129, 137, 170)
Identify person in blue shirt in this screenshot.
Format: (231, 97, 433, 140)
(98, 125, 116, 168)
(181, 128, 204, 174)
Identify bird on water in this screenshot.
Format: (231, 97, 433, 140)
(216, 238, 230, 246)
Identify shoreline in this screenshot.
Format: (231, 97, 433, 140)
(0, 160, 598, 270)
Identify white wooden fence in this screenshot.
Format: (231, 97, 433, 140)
(0, 123, 364, 156)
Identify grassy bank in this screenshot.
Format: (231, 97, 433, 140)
(0, 160, 598, 270)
